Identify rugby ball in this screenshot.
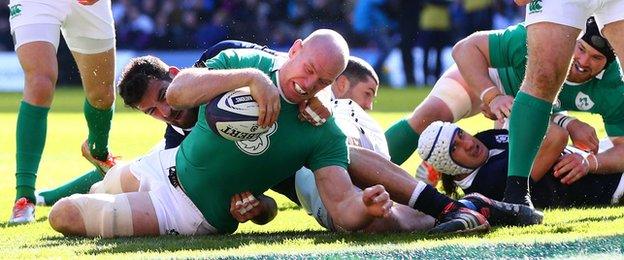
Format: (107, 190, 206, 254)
(205, 87, 270, 141)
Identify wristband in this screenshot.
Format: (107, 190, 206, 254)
(479, 86, 498, 102)
(552, 114, 576, 129)
(588, 153, 599, 173)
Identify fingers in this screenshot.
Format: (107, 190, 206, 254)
(230, 192, 261, 223)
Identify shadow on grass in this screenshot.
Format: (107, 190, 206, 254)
(1, 215, 49, 228)
(38, 229, 488, 255)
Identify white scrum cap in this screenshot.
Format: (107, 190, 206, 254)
(417, 121, 475, 175)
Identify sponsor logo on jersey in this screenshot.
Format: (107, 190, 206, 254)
(235, 123, 277, 155)
(528, 0, 542, 14)
(495, 134, 509, 143)
(575, 92, 595, 111)
(9, 4, 22, 19)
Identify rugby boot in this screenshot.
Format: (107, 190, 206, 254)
(81, 140, 118, 175)
(428, 202, 490, 234)
(460, 193, 543, 226)
(8, 197, 35, 225)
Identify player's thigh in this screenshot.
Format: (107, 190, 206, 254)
(90, 163, 140, 194)
(50, 192, 158, 237)
(16, 42, 59, 106)
(72, 48, 116, 108)
(523, 23, 580, 99)
(601, 20, 624, 66)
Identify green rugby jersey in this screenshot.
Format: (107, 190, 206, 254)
(176, 49, 349, 233)
(489, 23, 624, 136)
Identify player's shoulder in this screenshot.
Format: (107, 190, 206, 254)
(474, 129, 509, 149)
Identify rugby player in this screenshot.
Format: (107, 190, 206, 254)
(502, 0, 624, 205)
(8, 0, 117, 224)
(417, 121, 624, 209)
(46, 30, 479, 237)
(385, 18, 624, 194)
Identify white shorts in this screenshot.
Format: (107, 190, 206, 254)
(129, 147, 218, 235)
(8, 0, 115, 52)
(525, 0, 624, 30)
(428, 67, 504, 122)
(294, 167, 334, 230)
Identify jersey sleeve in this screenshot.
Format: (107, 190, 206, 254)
(306, 117, 350, 172)
(488, 24, 528, 70)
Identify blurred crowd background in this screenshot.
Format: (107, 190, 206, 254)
(0, 0, 525, 87)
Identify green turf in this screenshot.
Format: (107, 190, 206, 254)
(0, 88, 622, 258)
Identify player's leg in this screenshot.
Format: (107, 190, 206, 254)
(63, 0, 117, 170)
(597, 4, 624, 77)
(362, 204, 435, 233)
(37, 169, 103, 206)
(48, 192, 159, 237)
(505, 20, 581, 205)
(385, 65, 480, 164)
(348, 146, 542, 232)
(89, 163, 140, 194)
(72, 47, 116, 167)
(10, 24, 62, 223)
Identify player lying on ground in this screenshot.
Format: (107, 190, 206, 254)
(47, 30, 540, 237)
(417, 121, 624, 208)
(384, 18, 624, 192)
(36, 40, 378, 207)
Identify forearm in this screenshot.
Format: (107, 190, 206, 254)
(315, 165, 376, 231)
(593, 138, 624, 174)
(452, 32, 499, 101)
(531, 124, 568, 181)
(251, 195, 278, 225)
(166, 67, 269, 109)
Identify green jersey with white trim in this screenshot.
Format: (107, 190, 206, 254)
(488, 23, 624, 136)
(175, 49, 349, 234)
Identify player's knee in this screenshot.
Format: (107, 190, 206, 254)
(49, 198, 86, 236)
(23, 74, 56, 106)
(85, 91, 115, 109)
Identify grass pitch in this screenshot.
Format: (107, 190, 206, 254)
(0, 88, 622, 258)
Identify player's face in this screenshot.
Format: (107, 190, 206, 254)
(135, 79, 197, 128)
(567, 40, 608, 83)
(449, 129, 489, 169)
(279, 40, 344, 104)
(343, 76, 378, 110)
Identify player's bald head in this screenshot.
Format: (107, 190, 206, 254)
(301, 29, 349, 79)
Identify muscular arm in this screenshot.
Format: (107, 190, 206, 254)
(530, 124, 569, 181)
(166, 68, 272, 110)
(452, 31, 498, 96)
(594, 137, 624, 174)
(314, 165, 390, 231)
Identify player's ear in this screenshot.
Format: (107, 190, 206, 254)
(168, 67, 180, 78)
(288, 39, 303, 58)
(332, 75, 349, 98)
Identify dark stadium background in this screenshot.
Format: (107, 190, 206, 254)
(0, 0, 525, 87)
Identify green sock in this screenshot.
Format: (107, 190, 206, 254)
(15, 101, 49, 203)
(508, 91, 552, 178)
(84, 99, 113, 161)
(384, 119, 420, 165)
(38, 168, 103, 205)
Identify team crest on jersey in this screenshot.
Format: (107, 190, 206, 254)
(235, 123, 277, 155)
(495, 134, 509, 143)
(528, 0, 542, 14)
(9, 4, 22, 19)
(575, 92, 594, 111)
